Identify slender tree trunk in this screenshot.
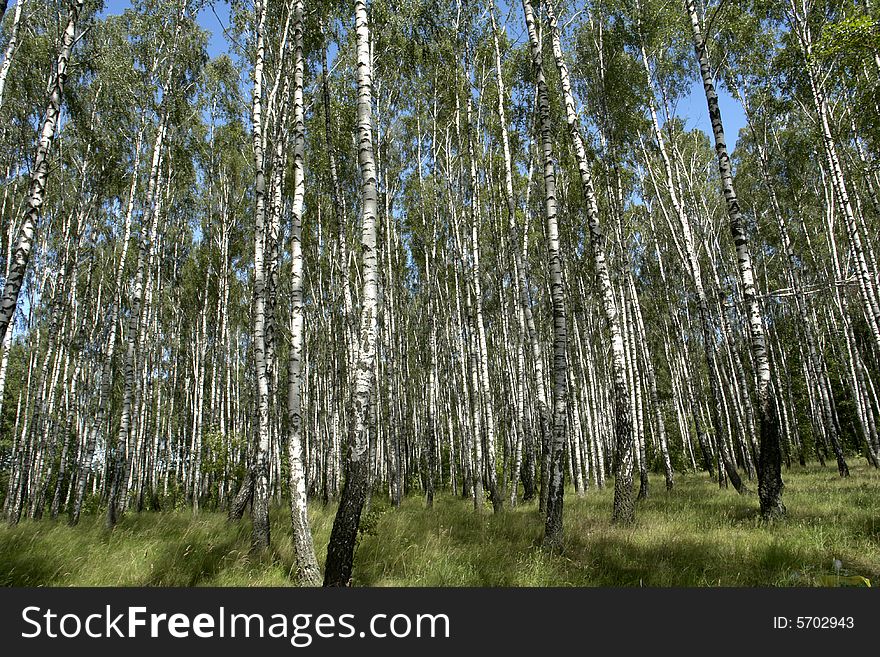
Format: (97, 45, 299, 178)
(685, 0, 784, 517)
(465, 65, 502, 514)
(0, 0, 25, 112)
(320, 21, 356, 371)
(285, 0, 321, 585)
(0, 0, 85, 343)
(106, 109, 169, 528)
(489, 2, 550, 510)
(629, 273, 673, 489)
(546, 1, 634, 524)
(249, 0, 272, 551)
(0, 217, 18, 425)
(522, 0, 569, 548)
(324, 0, 380, 586)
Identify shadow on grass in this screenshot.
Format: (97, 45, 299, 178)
(1, 465, 877, 587)
(346, 471, 880, 587)
(143, 533, 244, 586)
(0, 533, 66, 586)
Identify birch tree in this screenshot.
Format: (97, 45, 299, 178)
(0, 0, 85, 344)
(324, 0, 381, 586)
(685, 0, 785, 516)
(546, 0, 636, 524)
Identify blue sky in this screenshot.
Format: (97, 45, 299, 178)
(682, 83, 746, 150)
(99, 0, 232, 57)
(97, 0, 747, 149)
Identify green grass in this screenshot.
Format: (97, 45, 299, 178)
(1, 464, 878, 586)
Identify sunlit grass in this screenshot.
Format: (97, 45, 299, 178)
(1, 464, 877, 586)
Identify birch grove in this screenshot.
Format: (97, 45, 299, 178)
(0, 0, 877, 582)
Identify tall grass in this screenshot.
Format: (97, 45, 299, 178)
(1, 464, 877, 586)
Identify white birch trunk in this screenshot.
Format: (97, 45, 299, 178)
(324, 0, 380, 586)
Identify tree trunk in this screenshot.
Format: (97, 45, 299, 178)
(249, 0, 272, 551)
(639, 37, 745, 494)
(0, 0, 85, 343)
(286, 0, 321, 585)
(0, 0, 25, 111)
(685, 0, 784, 517)
(324, 0, 380, 586)
(489, 1, 550, 510)
(546, 1, 634, 524)
(106, 109, 169, 528)
(464, 63, 501, 514)
(522, 0, 569, 549)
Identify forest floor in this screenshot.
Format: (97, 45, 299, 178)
(1, 464, 878, 586)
